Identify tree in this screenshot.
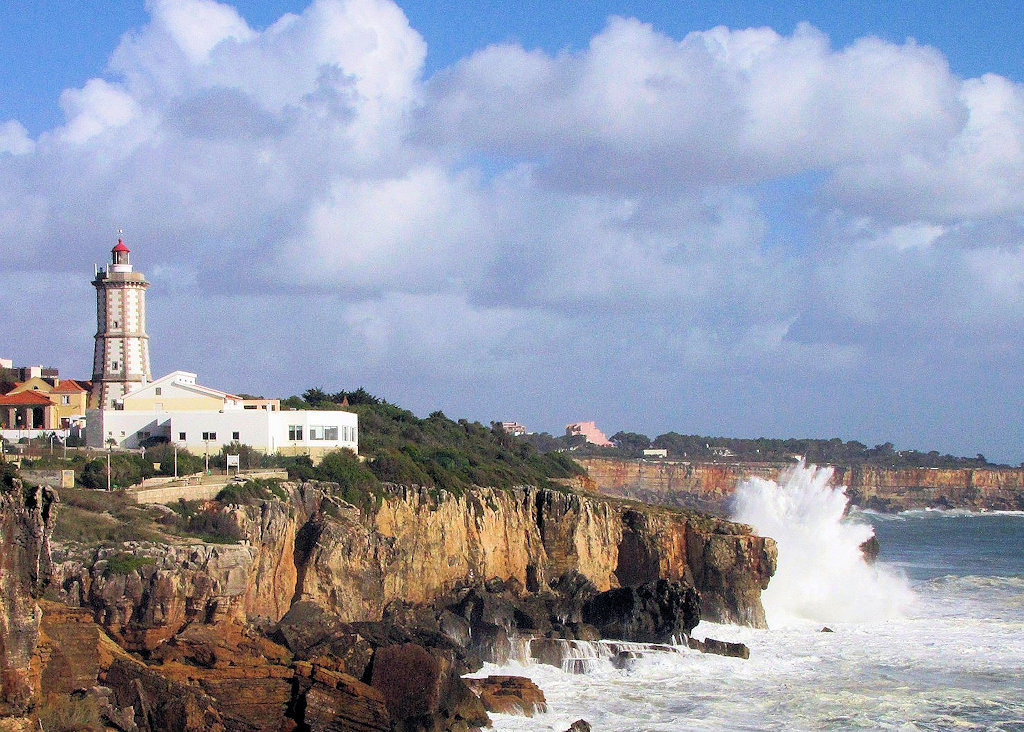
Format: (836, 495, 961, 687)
(610, 431, 651, 454)
(302, 387, 331, 405)
(80, 454, 154, 490)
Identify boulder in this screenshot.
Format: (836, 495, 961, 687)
(369, 643, 488, 731)
(686, 636, 750, 659)
(582, 579, 699, 643)
(465, 675, 547, 717)
(295, 664, 390, 732)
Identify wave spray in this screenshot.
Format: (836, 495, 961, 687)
(732, 461, 913, 627)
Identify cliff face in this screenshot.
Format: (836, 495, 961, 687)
(578, 457, 1024, 513)
(0, 482, 55, 721)
(838, 465, 1024, 511)
(0, 479, 775, 731)
(51, 482, 776, 644)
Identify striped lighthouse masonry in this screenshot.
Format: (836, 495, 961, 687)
(89, 236, 152, 409)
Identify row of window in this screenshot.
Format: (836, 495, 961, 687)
(176, 431, 241, 442)
(288, 425, 355, 442)
(165, 426, 355, 443)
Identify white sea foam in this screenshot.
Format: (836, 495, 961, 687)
(731, 461, 915, 627)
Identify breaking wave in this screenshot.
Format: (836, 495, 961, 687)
(732, 461, 914, 627)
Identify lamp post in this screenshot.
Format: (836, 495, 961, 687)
(205, 440, 210, 475)
(106, 448, 112, 492)
(173, 442, 178, 479)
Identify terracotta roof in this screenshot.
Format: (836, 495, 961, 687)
(52, 380, 88, 393)
(112, 238, 130, 253)
(0, 391, 55, 406)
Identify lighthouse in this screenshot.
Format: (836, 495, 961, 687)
(89, 236, 152, 409)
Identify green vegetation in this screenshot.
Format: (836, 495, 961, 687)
(523, 430, 1000, 469)
(215, 478, 287, 505)
(53, 486, 244, 546)
(79, 453, 154, 490)
(103, 552, 156, 576)
(158, 499, 243, 544)
(279, 391, 584, 500)
(51, 486, 165, 545)
(143, 443, 206, 476)
(0, 460, 18, 493)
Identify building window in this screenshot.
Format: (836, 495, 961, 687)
(61, 395, 70, 405)
(310, 426, 324, 440)
(202, 431, 217, 440)
(324, 426, 338, 440)
(288, 425, 303, 441)
(155, 387, 162, 395)
(178, 432, 186, 441)
(232, 431, 240, 441)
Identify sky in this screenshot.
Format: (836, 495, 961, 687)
(2, 1, 1023, 462)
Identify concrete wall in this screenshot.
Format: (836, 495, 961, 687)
(20, 470, 75, 489)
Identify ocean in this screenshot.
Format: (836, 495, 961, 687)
(473, 463, 1024, 731)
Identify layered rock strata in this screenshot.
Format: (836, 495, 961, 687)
(52, 482, 776, 635)
(578, 457, 1024, 512)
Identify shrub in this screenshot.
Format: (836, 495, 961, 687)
(144, 443, 205, 476)
(79, 453, 154, 490)
(216, 478, 287, 505)
(37, 692, 104, 732)
(103, 552, 156, 576)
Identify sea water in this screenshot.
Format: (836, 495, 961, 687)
(474, 463, 1024, 731)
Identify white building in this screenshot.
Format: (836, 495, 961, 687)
(87, 371, 357, 460)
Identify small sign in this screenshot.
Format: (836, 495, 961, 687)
(226, 454, 240, 469)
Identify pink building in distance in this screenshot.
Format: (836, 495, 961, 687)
(565, 421, 613, 447)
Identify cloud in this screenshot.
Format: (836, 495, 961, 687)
(0, 120, 34, 155)
(2, 1, 1024, 459)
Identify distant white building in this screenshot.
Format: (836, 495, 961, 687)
(87, 371, 357, 461)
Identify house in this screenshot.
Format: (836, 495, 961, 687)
(4, 377, 90, 428)
(565, 421, 613, 447)
(0, 390, 58, 430)
(1, 373, 91, 431)
(499, 422, 527, 436)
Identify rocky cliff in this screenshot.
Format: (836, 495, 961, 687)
(578, 457, 1024, 513)
(0, 481, 55, 725)
(2, 479, 774, 731)
(52, 482, 776, 636)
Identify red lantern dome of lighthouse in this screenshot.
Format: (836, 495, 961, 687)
(111, 235, 132, 268)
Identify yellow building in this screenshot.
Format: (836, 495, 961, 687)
(3, 378, 90, 428)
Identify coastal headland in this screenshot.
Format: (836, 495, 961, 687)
(577, 457, 1024, 514)
(1, 472, 774, 731)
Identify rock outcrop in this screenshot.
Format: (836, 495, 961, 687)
(16, 479, 776, 730)
(0, 481, 55, 722)
(52, 482, 776, 636)
(578, 457, 1024, 512)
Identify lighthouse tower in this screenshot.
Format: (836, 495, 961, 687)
(89, 237, 152, 409)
